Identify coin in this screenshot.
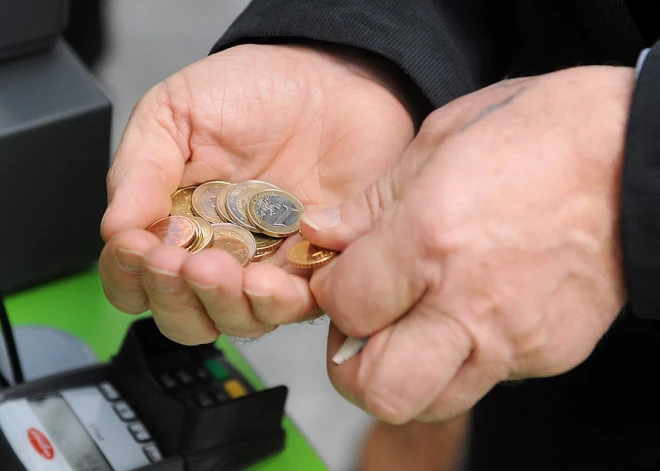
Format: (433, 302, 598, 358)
(215, 183, 235, 223)
(188, 217, 214, 253)
(247, 189, 305, 237)
(211, 223, 257, 261)
(212, 238, 252, 266)
(252, 250, 276, 262)
(191, 181, 231, 223)
(148, 216, 197, 248)
(286, 240, 337, 269)
(253, 233, 284, 255)
(226, 180, 278, 231)
(170, 186, 197, 218)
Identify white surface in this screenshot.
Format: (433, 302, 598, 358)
(0, 386, 159, 471)
(0, 399, 74, 471)
(94, 2, 372, 470)
(61, 387, 157, 470)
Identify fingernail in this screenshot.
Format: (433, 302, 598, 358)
(302, 207, 340, 231)
(244, 288, 274, 308)
(332, 337, 367, 365)
(115, 248, 143, 274)
(146, 268, 185, 294)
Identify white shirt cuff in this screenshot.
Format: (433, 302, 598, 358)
(635, 48, 651, 81)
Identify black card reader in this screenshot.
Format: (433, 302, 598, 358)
(0, 317, 288, 470)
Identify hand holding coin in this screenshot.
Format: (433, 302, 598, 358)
(98, 43, 414, 346)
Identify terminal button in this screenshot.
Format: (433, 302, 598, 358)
(98, 382, 120, 401)
(143, 444, 162, 463)
(224, 379, 247, 399)
(175, 369, 194, 386)
(160, 373, 177, 389)
(195, 392, 214, 408)
(129, 422, 151, 442)
(113, 401, 136, 421)
(203, 359, 231, 381)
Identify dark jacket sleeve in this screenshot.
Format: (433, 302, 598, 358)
(210, 0, 511, 112)
(622, 40, 660, 320)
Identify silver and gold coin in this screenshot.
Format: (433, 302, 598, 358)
(215, 183, 235, 223)
(226, 180, 277, 231)
(247, 189, 304, 237)
(191, 181, 231, 223)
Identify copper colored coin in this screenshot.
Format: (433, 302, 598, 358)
(148, 216, 197, 248)
(252, 250, 276, 262)
(211, 223, 257, 266)
(189, 217, 214, 253)
(185, 217, 204, 252)
(170, 186, 197, 218)
(253, 233, 284, 255)
(211, 238, 252, 266)
(286, 240, 337, 269)
(191, 181, 231, 223)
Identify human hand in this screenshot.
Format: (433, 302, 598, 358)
(301, 66, 634, 423)
(99, 44, 414, 344)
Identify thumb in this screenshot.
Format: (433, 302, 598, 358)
(101, 84, 188, 242)
(300, 176, 396, 251)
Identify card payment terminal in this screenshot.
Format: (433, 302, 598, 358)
(0, 318, 288, 470)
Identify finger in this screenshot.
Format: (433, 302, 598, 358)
(243, 263, 321, 326)
(182, 249, 268, 337)
(310, 200, 428, 338)
(416, 359, 505, 423)
(328, 299, 473, 424)
(299, 175, 397, 251)
(416, 317, 511, 422)
(99, 228, 161, 314)
(102, 84, 189, 242)
(299, 119, 448, 251)
(142, 244, 219, 345)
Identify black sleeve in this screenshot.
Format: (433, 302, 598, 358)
(210, 0, 512, 113)
(622, 41, 660, 320)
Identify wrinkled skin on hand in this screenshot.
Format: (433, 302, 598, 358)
(303, 66, 633, 424)
(99, 44, 414, 344)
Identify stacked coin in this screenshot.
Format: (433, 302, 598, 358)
(147, 180, 305, 266)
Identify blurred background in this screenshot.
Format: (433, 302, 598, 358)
(64, 1, 371, 470)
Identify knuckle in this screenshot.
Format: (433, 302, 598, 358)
(155, 319, 219, 346)
(360, 385, 412, 425)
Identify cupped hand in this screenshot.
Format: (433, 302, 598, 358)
(302, 66, 634, 424)
(99, 44, 414, 344)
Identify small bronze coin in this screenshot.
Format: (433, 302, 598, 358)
(148, 216, 197, 248)
(253, 233, 284, 255)
(247, 189, 304, 237)
(191, 181, 231, 223)
(226, 180, 278, 231)
(252, 250, 276, 262)
(211, 223, 257, 261)
(170, 186, 197, 218)
(286, 240, 337, 269)
(211, 238, 252, 267)
(188, 217, 214, 253)
(215, 183, 235, 223)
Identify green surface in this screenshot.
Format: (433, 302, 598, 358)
(4, 265, 328, 471)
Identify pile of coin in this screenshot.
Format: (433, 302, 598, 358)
(146, 180, 337, 269)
